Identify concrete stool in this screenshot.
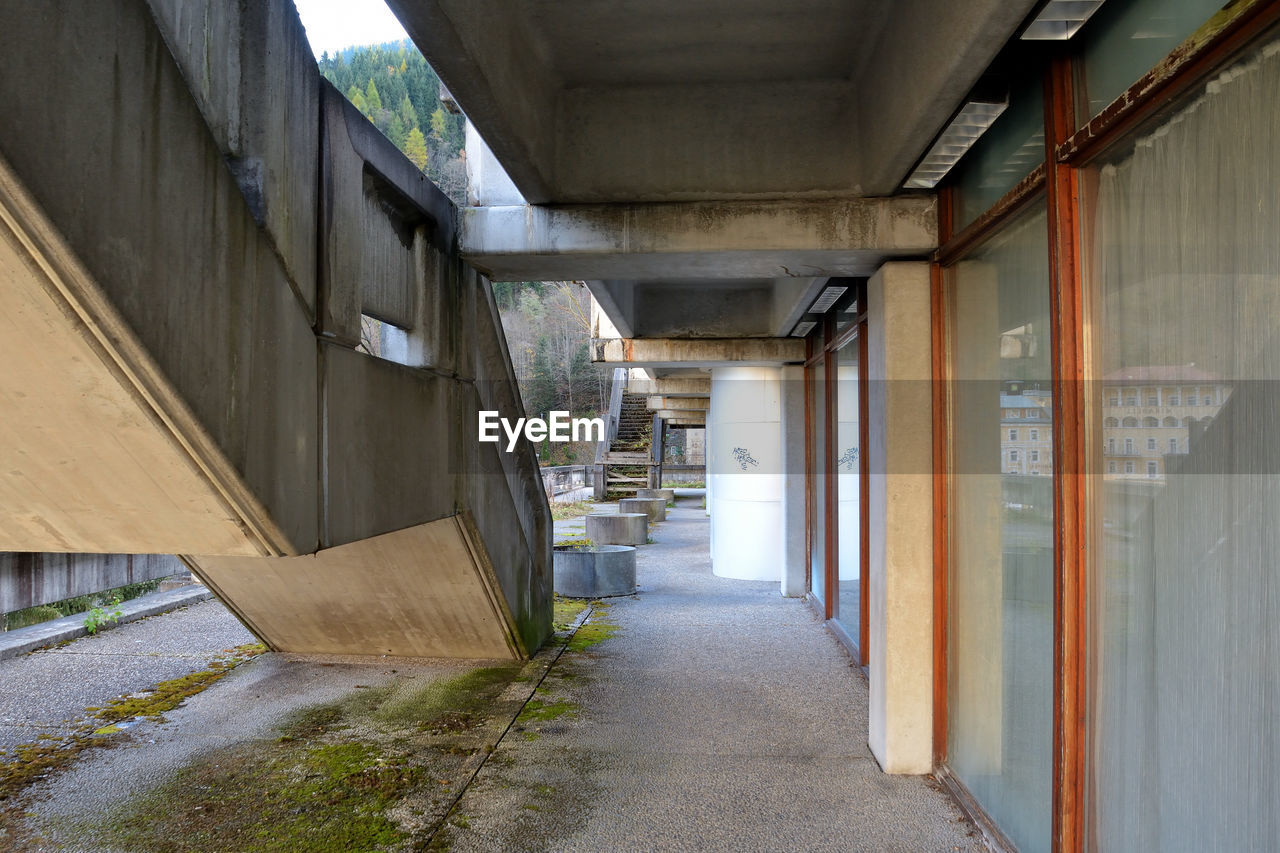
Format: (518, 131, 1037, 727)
(634, 488, 676, 505)
(553, 545, 637, 598)
(619, 497, 666, 522)
(586, 512, 648, 546)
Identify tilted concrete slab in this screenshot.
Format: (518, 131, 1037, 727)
(646, 397, 710, 412)
(593, 338, 804, 369)
(461, 198, 937, 281)
(191, 515, 525, 659)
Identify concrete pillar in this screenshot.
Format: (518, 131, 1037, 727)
(708, 366, 783, 582)
(866, 262, 934, 774)
(619, 497, 665, 522)
(586, 514, 648, 546)
(780, 364, 807, 597)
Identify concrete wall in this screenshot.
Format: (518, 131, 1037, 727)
(0, 0, 551, 658)
(0, 554, 184, 616)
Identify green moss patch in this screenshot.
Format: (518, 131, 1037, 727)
(515, 699, 576, 724)
(104, 740, 421, 853)
(552, 596, 589, 632)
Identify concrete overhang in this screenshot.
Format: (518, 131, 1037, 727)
(593, 337, 804, 369)
(646, 397, 709, 411)
(461, 197, 937, 281)
(389, 0, 1040, 202)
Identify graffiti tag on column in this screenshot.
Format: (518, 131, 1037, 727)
(732, 447, 759, 470)
(838, 447, 858, 471)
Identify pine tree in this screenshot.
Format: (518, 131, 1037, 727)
(398, 95, 418, 132)
(527, 337, 557, 419)
(404, 127, 429, 170)
(387, 115, 407, 148)
(347, 86, 369, 115)
(365, 79, 383, 113)
(429, 107, 448, 142)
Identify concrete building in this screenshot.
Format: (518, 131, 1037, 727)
(3, 0, 1279, 850)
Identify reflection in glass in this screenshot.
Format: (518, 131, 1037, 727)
(1079, 0, 1228, 121)
(834, 339, 860, 640)
(948, 203, 1053, 853)
(1086, 35, 1280, 852)
(808, 359, 827, 606)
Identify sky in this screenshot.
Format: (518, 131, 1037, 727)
(291, 0, 409, 58)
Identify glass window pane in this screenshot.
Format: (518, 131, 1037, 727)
(1078, 0, 1230, 121)
(1086, 32, 1280, 852)
(953, 72, 1046, 229)
(808, 359, 827, 606)
(834, 337, 860, 640)
(947, 202, 1053, 853)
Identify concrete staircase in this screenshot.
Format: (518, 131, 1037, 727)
(603, 392, 654, 496)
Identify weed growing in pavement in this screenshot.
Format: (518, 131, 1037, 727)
(82, 596, 123, 635)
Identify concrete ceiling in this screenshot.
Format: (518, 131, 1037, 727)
(387, 0, 1040, 203)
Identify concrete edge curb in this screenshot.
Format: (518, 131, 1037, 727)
(0, 586, 215, 661)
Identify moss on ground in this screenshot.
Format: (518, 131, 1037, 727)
(515, 699, 576, 724)
(0, 643, 266, 809)
(552, 596, 588, 632)
(104, 740, 421, 853)
(566, 609, 619, 653)
(90, 660, 537, 851)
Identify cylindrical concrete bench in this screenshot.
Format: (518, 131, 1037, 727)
(619, 497, 666, 522)
(553, 544, 637, 598)
(634, 488, 676, 505)
(586, 512, 648, 546)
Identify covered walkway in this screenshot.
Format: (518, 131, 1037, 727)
(442, 500, 980, 851)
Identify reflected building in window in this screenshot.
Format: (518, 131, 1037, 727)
(1100, 366, 1230, 482)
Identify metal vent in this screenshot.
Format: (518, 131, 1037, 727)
(808, 285, 848, 315)
(1021, 0, 1107, 40)
(904, 98, 1008, 189)
(791, 320, 817, 338)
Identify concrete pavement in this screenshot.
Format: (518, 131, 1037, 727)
(444, 503, 983, 852)
(4, 503, 980, 851)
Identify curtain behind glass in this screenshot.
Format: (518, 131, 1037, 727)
(1088, 36, 1280, 852)
(948, 204, 1053, 853)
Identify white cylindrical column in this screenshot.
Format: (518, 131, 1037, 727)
(709, 366, 783, 581)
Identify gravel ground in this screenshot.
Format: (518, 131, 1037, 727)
(0, 599, 256, 755)
(4, 500, 985, 852)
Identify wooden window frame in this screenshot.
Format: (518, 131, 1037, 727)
(802, 287, 871, 668)
(931, 4, 1280, 851)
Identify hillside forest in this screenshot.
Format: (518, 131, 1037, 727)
(319, 41, 467, 204)
(494, 281, 610, 464)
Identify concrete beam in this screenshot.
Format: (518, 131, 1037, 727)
(653, 410, 707, 422)
(628, 378, 711, 397)
(462, 197, 937, 281)
(593, 338, 804, 369)
(668, 418, 707, 427)
(646, 397, 710, 411)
